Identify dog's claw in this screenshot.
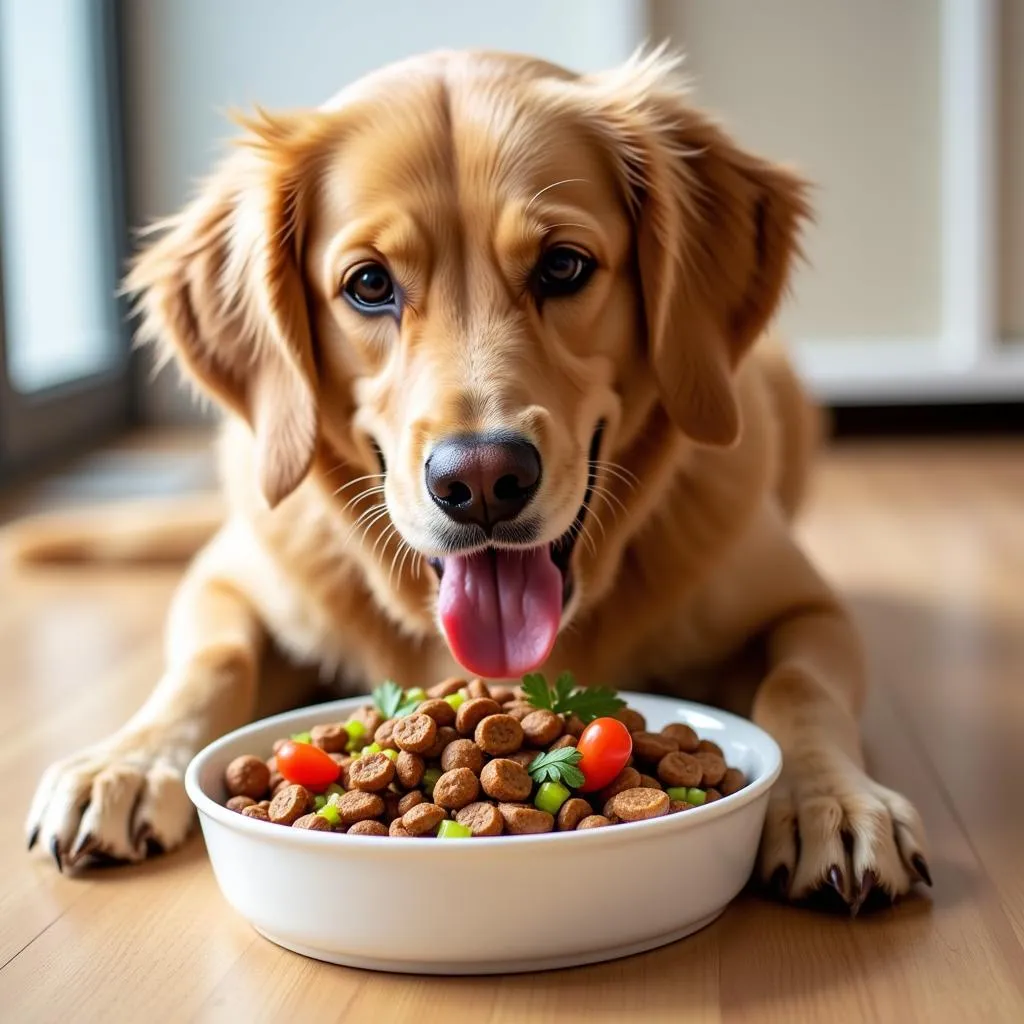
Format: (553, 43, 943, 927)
(911, 854, 933, 887)
(770, 865, 790, 899)
(27, 825, 39, 851)
(850, 870, 875, 917)
(827, 864, 846, 901)
(50, 837, 63, 873)
(68, 831, 96, 866)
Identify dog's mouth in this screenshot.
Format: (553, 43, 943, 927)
(425, 426, 602, 680)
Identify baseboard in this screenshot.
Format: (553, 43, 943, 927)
(828, 401, 1024, 438)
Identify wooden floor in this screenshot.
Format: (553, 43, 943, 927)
(1, 439, 1022, 1023)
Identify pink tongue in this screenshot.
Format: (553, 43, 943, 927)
(438, 548, 563, 680)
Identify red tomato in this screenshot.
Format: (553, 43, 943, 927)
(576, 717, 633, 792)
(274, 741, 340, 791)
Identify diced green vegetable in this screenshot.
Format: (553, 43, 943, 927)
(685, 787, 707, 806)
(382, 748, 399, 762)
(317, 803, 341, 826)
(665, 787, 691, 802)
(422, 768, 442, 794)
(443, 692, 465, 711)
(436, 820, 472, 839)
(327, 792, 345, 809)
(534, 781, 571, 815)
(404, 687, 427, 703)
(290, 731, 312, 744)
(325, 783, 345, 797)
(360, 742, 382, 757)
(345, 720, 366, 742)
(313, 794, 328, 810)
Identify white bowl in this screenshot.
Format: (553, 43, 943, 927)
(185, 692, 781, 975)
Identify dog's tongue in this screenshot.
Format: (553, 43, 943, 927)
(438, 547, 562, 680)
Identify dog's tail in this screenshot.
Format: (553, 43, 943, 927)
(0, 493, 224, 566)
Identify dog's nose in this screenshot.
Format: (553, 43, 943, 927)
(425, 434, 541, 529)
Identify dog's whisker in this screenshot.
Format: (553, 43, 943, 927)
(524, 177, 590, 213)
(370, 518, 398, 560)
(351, 507, 390, 547)
(339, 486, 386, 515)
(332, 472, 386, 496)
(589, 483, 628, 519)
(592, 460, 639, 490)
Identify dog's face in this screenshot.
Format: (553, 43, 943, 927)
(129, 51, 808, 680)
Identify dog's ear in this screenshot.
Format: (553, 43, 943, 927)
(582, 52, 811, 445)
(126, 110, 328, 507)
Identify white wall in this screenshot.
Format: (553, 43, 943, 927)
(121, 0, 646, 422)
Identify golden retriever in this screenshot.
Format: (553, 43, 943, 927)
(19, 48, 928, 909)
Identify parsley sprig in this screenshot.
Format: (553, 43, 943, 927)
(521, 671, 625, 723)
(372, 680, 421, 719)
(528, 746, 585, 789)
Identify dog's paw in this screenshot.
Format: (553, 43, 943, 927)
(26, 734, 195, 871)
(756, 754, 931, 914)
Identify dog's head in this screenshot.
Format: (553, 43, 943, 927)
(128, 49, 809, 680)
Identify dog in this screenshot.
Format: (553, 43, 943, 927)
(19, 48, 928, 909)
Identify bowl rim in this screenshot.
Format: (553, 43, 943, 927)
(184, 691, 782, 852)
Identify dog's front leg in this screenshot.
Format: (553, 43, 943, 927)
(752, 599, 931, 910)
(26, 525, 264, 869)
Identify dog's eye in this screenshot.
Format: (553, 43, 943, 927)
(343, 262, 396, 311)
(534, 246, 596, 299)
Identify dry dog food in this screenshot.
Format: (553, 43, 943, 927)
(221, 673, 748, 838)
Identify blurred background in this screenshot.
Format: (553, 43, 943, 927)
(0, 0, 1020, 503)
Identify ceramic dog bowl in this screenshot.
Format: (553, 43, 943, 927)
(185, 692, 781, 974)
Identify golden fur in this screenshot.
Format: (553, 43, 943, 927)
(16, 50, 927, 906)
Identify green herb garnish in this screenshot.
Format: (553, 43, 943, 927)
(371, 680, 422, 719)
(521, 671, 626, 723)
(528, 746, 586, 789)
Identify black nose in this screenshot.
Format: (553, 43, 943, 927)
(425, 433, 542, 530)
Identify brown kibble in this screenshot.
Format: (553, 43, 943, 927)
(395, 750, 426, 788)
(467, 679, 491, 699)
(423, 725, 458, 759)
(257, 800, 271, 809)
(389, 818, 414, 837)
(402, 802, 446, 836)
(348, 819, 389, 836)
(614, 707, 647, 733)
(557, 797, 592, 831)
(416, 698, 457, 728)
(455, 698, 502, 735)
(382, 790, 402, 823)
(705, 788, 723, 802)
(490, 686, 515, 705)
(632, 731, 678, 762)
(479, 758, 532, 802)
(696, 738, 724, 758)
(225, 755, 271, 799)
(268, 783, 313, 825)
(432, 767, 480, 810)
(662, 723, 700, 752)
(393, 713, 438, 754)
(719, 767, 747, 796)
(505, 750, 538, 769)
(694, 751, 727, 787)
(310, 722, 349, 753)
(576, 814, 611, 830)
(226, 795, 256, 812)
(272, 776, 292, 797)
(328, 753, 352, 768)
(374, 719, 399, 750)
(348, 751, 396, 792)
(597, 766, 641, 803)
(638, 774, 663, 790)
(609, 787, 670, 821)
(668, 800, 693, 814)
(498, 803, 554, 834)
(455, 802, 504, 836)
(440, 738, 485, 774)
(502, 701, 535, 721)
(657, 751, 703, 788)
(427, 677, 468, 698)
(564, 714, 586, 738)
(398, 790, 424, 815)
(241, 804, 270, 822)
(350, 705, 384, 737)
(293, 812, 332, 831)
(267, 770, 284, 792)
(333, 790, 386, 824)
(520, 709, 563, 747)
(548, 734, 577, 751)
(474, 714, 524, 756)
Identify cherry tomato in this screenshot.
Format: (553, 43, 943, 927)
(274, 740, 340, 791)
(575, 717, 633, 793)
